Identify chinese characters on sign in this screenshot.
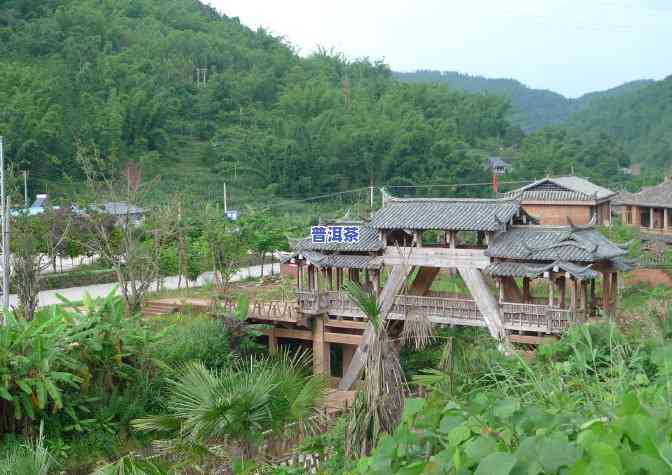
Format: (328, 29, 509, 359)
(311, 225, 360, 244)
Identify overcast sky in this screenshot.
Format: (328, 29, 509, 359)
(206, 0, 671, 98)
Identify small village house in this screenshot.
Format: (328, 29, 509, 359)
(502, 176, 616, 226)
(617, 176, 672, 246)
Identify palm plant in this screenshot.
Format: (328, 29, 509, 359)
(132, 349, 327, 470)
(343, 280, 410, 457)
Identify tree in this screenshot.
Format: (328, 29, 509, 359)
(200, 207, 246, 293)
(10, 210, 69, 321)
(74, 148, 177, 314)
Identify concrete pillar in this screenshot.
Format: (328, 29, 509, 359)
(312, 315, 330, 376)
(548, 279, 555, 307)
(650, 208, 655, 230)
(665, 208, 669, 232)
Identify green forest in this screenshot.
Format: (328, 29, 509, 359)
(0, 0, 655, 210)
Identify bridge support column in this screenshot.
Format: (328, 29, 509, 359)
(313, 314, 331, 376)
(268, 330, 278, 354)
(602, 272, 612, 317)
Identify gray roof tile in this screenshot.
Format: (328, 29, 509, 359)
(293, 251, 380, 269)
(486, 226, 627, 262)
(485, 260, 598, 280)
(370, 195, 522, 231)
(616, 180, 672, 208)
(503, 176, 615, 202)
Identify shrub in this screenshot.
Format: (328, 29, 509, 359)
(153, 315, 233, 370)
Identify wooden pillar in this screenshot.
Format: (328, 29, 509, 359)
(523, 277, 531, 303)
(579, 281, 588, 322)
(307, 265, 314, 290)
(449, 231, 457, 249)
(326, 268, 333, 290)
(602, 272, 611, 316)
(268, 330, 278, 354)
(297, 263, 303, 290)
(650, 208, 655, 230)
(372, 269, 381, 296)
(570, 279, 577, 314)
(498, 278, 504, 303)
(590, 279, 596, 316)
(559, 277, 567, 309)
(336, 268, 342, 290)
(548, 278, 555, 307)
(341, 344, 356, 376)
(665, 208, 669, 232)
(414, 230, 423, 248)
(313, 315, 330, 376)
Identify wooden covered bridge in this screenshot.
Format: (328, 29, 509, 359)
(269, 192, 631, 389)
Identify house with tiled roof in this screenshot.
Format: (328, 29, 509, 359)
(503, 176, 617, 226)
(616, 177, 672, 244)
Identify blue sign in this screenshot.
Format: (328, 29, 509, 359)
(311, 225, 360, 244)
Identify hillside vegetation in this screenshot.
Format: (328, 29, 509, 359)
(566, 77, 672, 169)
(0, 0, 522, 203)
(396, 70, 654, 133)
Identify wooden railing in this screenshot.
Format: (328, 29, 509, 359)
(214, 298, 300, 323)
(295, 290, 574, 334)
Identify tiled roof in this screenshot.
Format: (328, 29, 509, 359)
(284, 250, 380, 269)
(489, 157, 511, 169)
(485, 260, 599, 280)
(485, 226, 627, 262)
(370, 195, 522, 231)
(616, 180, 672, 208)
(290, 225, 383, 252)
(503, 176, 615, 202)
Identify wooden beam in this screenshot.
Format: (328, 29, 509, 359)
(325, 332, 363, 345)
(457, 267, 511, 350)
(408, 267, 439, 296)
(260, 327, 312, 341)
(501, 276, 522, 302)
(268, 331, 278, 354)
(326, 319, 368, 330)
(342, 345, 356, 375)
(382, 247, 490, 269)
(338, 263, 413, 390)
(522, 277, 531, 303)
(509, 334, 558, 345)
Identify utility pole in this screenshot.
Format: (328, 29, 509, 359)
(223, 182, 228, 214)
(369, 184, 374, 209)
(23, 170, 28, 207)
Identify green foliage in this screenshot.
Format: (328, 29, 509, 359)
(154, 316, 233, 370)
(567, 78, 672, 169)
(133, 350, 327, 469)
(0, 424, 55, 475)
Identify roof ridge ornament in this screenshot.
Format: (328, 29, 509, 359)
(566, 214, 597, 231)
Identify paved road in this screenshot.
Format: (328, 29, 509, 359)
(8, 263, 281, 308)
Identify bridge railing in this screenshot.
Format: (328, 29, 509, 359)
(295, 290, 574, 334)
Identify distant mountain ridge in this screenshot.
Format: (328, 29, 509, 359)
(394, 70, 654, 132)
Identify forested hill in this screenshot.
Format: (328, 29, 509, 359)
(565, 76, 672, 169)
(0, 0, 520, 201)
(395, 70, 654, 132)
